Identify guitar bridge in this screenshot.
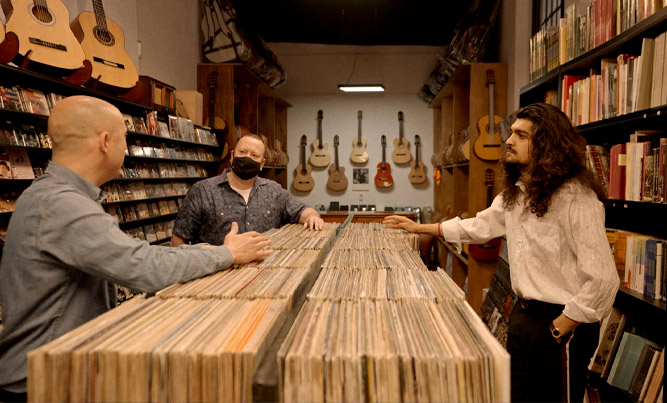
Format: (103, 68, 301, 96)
(93, 57, 126, 69)
(29, 37, 67, 51)
(483, 144, 501, 148)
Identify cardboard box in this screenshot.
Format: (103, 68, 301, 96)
(176, 90, 203, 126)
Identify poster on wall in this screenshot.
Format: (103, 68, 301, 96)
(352, 168, 369, 191)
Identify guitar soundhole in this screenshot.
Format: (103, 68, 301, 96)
(31, 5, 53, 24)
(94, 27, 115, 46)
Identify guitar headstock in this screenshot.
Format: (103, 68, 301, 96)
(358, 110, 363, 120)
(381, 135, 386, 147)
(208, 71, 218, 88)
(485, 168, 494, 186)
(398, 111, 403, 122)
(334, 135, 339, 147)
(318, 110, 323, 120)
(486, 69, 496, 86)
(414, 134, 420, 147)
(300, 135, 307, 146)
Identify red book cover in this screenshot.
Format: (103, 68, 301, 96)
(609, 143, 627, 200)
(561, 75, 586, 117)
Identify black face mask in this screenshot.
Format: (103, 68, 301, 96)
(231, 156, 262, 180)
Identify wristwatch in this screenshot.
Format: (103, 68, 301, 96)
(550, 322, 562, 339)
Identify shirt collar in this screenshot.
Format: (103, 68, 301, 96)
(45, 161, 105, 201)
(216, 168, 268, 189)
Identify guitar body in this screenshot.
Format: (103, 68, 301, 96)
(327, 163, 347, 191)
(391, 137, 411, 164)
(309, 139, 331, 167)
(475, 114, 503, 160)
(374, 163, 393, 187)
(71, 10, 139, 90)
(350, 139, 368, 164)
(293, 163, 314, 191)
(409, 160, 427, 184)
(275, 139, 288, 165)
(3, 0, 86, 73)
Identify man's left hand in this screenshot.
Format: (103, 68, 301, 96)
(303, 216, 324, 230)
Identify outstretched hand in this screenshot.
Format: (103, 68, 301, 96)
(302, 215, 325, 230)
(224, 222, 273, 264)
(382, 215, 419, 233)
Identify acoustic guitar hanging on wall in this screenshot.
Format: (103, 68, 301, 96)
(327, 135, 347, 191)
(0, 19, 18, 63)
(408, 134, 427, 184)
(309, 109, 330, 167)
(474, 69, 503, 161)
(374, 135, 393, 188)
(350, 110, 368, 164)
(391, 111, 411, 164)
(70, 0, 139, 92)
(293, 135, 314, 192)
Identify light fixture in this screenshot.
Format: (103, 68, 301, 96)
(338, 84, 385, 93)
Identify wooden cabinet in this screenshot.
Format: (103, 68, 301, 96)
(196, 63, 290, 188)
(430, 62, 508, 314)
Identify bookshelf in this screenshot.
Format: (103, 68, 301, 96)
(196, 63, 291, 189)
(521, 4, 667, 400)
(430, 62, 508, 315)
(0, 63, 225, 252)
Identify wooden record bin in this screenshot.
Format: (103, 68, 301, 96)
(196, 63, 291, 188)
(430, 62, 507, 315)
(137, 75, 176, 115)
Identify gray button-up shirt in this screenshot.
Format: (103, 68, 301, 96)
(0, 162, 234, 392)
(173, 169, 307, 245)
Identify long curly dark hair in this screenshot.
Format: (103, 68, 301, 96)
(501, 103, 606, 217)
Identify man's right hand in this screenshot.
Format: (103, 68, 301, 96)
(224, 222, 273, 264)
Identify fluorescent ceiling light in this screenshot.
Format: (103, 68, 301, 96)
(338, 84, 385, 92)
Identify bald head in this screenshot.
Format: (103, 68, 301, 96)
(48, 96, 125, 154)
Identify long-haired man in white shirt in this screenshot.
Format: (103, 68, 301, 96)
(384, 103, 619, 402)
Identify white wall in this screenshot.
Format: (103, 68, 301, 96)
(270, 43, 441, 211)
(498, 0, 532, 111)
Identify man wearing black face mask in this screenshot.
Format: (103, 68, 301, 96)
(171, 134, 324, 246)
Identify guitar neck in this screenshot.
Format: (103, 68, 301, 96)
(488, 82, 495, 137)
(300, 144, 306, 173)
(382, 144, 386, 164)
(357, 117, 362, 145)
(92, 0, 110, 33)
(487, 185, 493, 207)
(334, 144, 339, 170)
(317, 117, 323, 147)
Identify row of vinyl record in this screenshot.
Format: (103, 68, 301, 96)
(561, 32, 667, 125)
(123, 219, 175, 244)
(117, 160, 209, 181)
(529, 0, 666, 81)
(126, 139, 216, 162)
(101, 181, 191, 204)
(122, 112, 219, 147)
(584, 136, 667, 203)
(589, 307, 664, 401)
(0, 121, 51, 149)
(106, 198, 182, 225)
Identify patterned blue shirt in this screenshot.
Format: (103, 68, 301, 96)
(173, 169, 307, 245)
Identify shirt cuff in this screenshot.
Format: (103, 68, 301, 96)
(439, 217, 463, 254)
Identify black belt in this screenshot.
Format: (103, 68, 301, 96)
(517, 297, 564, 316)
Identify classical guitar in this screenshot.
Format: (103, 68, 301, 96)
(207, 72, 229, 169)
(391, 111, 411, 164)
(0, 20, 19, 64)
(350, 110, 368, 164)
(408, 134, 427, 184)
(468, 168, 502, 261)
(293, 135, 314, 192)
(2, 0, 87, 74)
(70, 0, 138, 91)
(327, 135, 347, 191)
(374, 135, 393, 188)
(475, 69, 503, 161)
(309, 109, 331, 167)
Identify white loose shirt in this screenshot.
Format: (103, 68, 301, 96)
(439, 180, 619, 324)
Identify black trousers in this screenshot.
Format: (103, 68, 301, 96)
(507, 299, 600, 403)
(0, 389, 26, 403)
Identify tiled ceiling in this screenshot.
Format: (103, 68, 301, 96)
(232, 0, 474, 46)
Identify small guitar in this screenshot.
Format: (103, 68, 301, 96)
(70, 0, 139, 91)
(468, 169, 502, 261)
(2, 0, 87, 74)
(293, 135, 314, 192)
(408, 134, 427, 184)
(207, 72, 229, 167)
(0, 20, 19, 63)
(327, 135, 347, 191)
(391, 111, 411, 164)
(350, 110, 368, 164)
(309, 109, 331, 167)
(274, 138, 288, 166)
(374, 135, 393, 188)
(475, 69, 503, 161)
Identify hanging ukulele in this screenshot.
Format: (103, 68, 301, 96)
(350, 110, 369, 164)
(391, 111, 411, 164)
(293, 135, 314, 192)
(468, 168, 502, 261)
(327, 135, 348, 191)
(408, 135, 427, 184)
(374, 135, 393, 188)
(309, 109, 331, 167)
(475, 70, 504, 161)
